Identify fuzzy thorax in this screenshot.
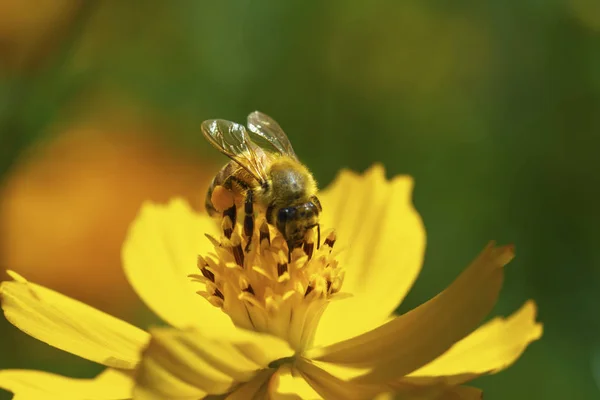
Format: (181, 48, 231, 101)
(190, 217, 345, 351)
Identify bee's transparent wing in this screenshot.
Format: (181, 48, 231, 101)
(201, 119, 269, 183)
(246, 111, 298, 159)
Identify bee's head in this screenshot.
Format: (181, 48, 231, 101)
(275, 201, 319, 250)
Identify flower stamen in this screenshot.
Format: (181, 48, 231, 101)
(303, 229, 315, 260)
(260, 221, 271, 246)
(305, 284, 314, 297)
(197, 256, 216, 282)
(222, 205, 237, 236)
(324, 231, 336, 249)
(230, 232, 245, 267)
(277, 262, 288, 278)
(221, 212, 234, 239)
(191, 209, 346, 350)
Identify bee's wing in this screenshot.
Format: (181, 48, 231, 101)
(246, 111, 298, 159)
(201, 119, 270, 183)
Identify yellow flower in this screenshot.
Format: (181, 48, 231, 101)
(0, 165, 542, 399)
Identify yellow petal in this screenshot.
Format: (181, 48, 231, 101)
(414, 385, 484, 400)
(306, 362, 476, 400)
(0, 271, 148, 369)
(268, 365, 322, 400)
(0, 368, 133, 399)
(373, 393, 394, 400)
(122, 199, 235, 332)
(314, 164, 426, 346)
(374, 385, 483, 400)
(225, 369, 274, 400)
(384, 385, 483, 400)
(308, 243, 512, 384)
(293, 359, 386, 399)
(408, 300, 542, 382)
(134, 327, 294, 399)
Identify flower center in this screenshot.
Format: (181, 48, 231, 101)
(190, 213, 345, 351)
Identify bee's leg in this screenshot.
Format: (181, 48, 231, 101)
(243, 189, 255, 252)
(223, 205, 236, 238)
(287, 241, 293, 263)
(287, 240, 304, 263)
(316, 223, 321, 249)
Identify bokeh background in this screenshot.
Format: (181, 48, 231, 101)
(1, 1, 599, 399)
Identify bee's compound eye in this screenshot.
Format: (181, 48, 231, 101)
(277, 207, 295, 222)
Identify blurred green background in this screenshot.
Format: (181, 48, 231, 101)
(1, 1, 599, 399)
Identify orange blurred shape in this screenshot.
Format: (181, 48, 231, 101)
(0, 121, 216, 319)
(0, 0, 81, 72)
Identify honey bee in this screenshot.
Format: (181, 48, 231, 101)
(201, 111, 322, 253)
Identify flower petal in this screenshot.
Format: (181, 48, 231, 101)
(268, 365, 322, 400)
(0, 271, 148, 369)
(0, 368, 133, 399)
(386, 385, 483, 400)
(293, 359, 386, 399)
(307, 243, 512, 383)
(373, 393, 394, 400)
(387, 375, 486, 399)
(133, 327, 294, 399)
(306, 362, 478, 400)
(373, 385, 483, 400)
(225, 369, 273, 400)
(122, 199, 235, 332)
(314, 165, 426, 346)
(408, 300, 542, 382)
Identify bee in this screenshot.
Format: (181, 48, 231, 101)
(201, 111, 322, 254)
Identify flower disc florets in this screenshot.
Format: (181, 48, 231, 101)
(190, 214, 345, 351)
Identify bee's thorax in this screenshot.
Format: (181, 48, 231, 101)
(265, 158, 316, 206)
